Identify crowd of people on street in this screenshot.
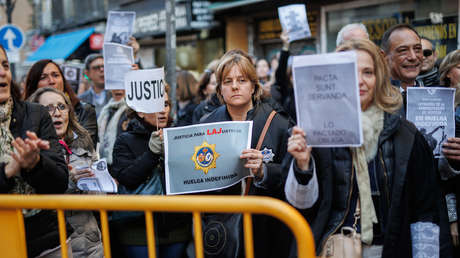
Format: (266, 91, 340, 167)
(3, 20, 460, 258)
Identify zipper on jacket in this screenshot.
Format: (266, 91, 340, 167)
(319, 153, 355, 252)
(379, 150, 391, 208)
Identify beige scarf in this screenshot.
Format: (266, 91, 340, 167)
(350, 104, 384, 245)
(0, 98, 36, 211)
(0, 97, 14, 164)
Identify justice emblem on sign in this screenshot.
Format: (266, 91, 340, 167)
(191, 141, 220, 174)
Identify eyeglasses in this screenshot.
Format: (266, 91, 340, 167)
(46, 103, 68, 115)
(423, 49, 433, 57)
(90, 65, 104, 71)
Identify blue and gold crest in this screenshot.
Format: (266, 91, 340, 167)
(191, 141, 220, 174)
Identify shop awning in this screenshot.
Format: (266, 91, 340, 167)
(209, 0, 267, 12)
(26, 27, 95, 62)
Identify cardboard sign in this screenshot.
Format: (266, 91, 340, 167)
(124, 68, 165, 113)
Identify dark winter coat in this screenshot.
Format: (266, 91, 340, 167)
(111, 118, 191, 245)
(272, 49, 296, 122)
(0, 100, 69, 257)
(176, 101, 198, 127)
(304, 112, 441, 258)
(192, 93, 221, 124)
(202, 101, 294, 258)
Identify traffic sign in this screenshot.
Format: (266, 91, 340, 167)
(0, 24, 25, 51)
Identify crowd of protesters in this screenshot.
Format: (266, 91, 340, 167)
(3, 21, 460, 258)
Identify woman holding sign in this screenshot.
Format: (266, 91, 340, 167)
(202, 49, 293, 258)
(111, 85, 191, 258)
(28, 87, 103, 258)
(439, 49, 460, 255)
(288, 39, 441, 257)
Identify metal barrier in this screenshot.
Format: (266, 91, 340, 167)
(0, 195, 316, 258)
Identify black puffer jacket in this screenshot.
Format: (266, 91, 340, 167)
(202, 101, 294, 258)
(111, 117, 191, 245)
(74, 101, 98, 149)
(0, 100, 69, 257)
(305, 112, 441, 257)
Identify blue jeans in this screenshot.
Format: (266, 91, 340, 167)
(123, 242, 187, 258)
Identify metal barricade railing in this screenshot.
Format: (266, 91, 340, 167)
(0, 195, 316, 258)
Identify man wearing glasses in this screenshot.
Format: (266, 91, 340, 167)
(79, 53, 111, 117)
(417, 37, 440, 87)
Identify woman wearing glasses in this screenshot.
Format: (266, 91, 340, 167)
(24, 59, 98, 149)
(28, 87, 103, 258)
(0, 45, 70, 257)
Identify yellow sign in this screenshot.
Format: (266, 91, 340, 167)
(191, 141, 220, 174)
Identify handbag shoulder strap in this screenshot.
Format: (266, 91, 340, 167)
(244, 110, 277, 196)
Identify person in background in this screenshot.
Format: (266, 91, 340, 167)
(256, 58, 274, 98)
(0, 45, 70, 258)
(417, 37, 440, 87)
(98, 89, 129, 171)
(111, 85, 191, 258)
(271, 31, 296, 122)
(336, 23, 369, 47)
(79, 53, 111, 117)
(175, 70, 199, 126)
(28, 87, 103, 258)
(192, 66, 222, 124)
(381, 24, 423, 104)
(202, 49, 293, 258)
(24, 59, 98, 149)
(438, 49, 460, 256)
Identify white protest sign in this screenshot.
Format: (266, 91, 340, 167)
(406, 87, 455, 157)
(103, 42, 134, 90)
(278, 4, 311, 42)
(76, 159, 117, 193)
(105, 11, 136, 45)
(293, 51, 362, 147)
(125, 68, 165, 113)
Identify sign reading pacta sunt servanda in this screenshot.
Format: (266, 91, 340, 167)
(124, 68, 165, 113)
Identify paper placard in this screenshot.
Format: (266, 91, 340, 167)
(164, 121, 253, 195)
(292, 51, 362, 147)
(103, 42, 134, 90)
(105, 11, 136, 45)
(278, 4, 311, 42)
(124, 68, 165, 113)
(406, 87, 455, 157)
(76, 159, 117, 193)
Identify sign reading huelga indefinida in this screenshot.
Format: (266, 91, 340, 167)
(407, 87, 455, 157)
(164, 121, 252, 195)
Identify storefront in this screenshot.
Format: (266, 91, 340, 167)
(130, 0, 224, 72)
(320, 0, 460, 58)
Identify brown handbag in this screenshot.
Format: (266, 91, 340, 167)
(320, 201, 362, 258)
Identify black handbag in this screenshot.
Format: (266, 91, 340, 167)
(201, 111, 277, 258)
(110, 166, 164, 222)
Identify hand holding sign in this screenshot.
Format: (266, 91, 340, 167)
(125, 68, 165, 113)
